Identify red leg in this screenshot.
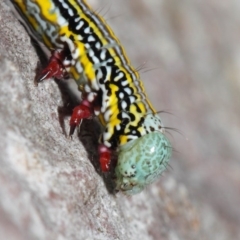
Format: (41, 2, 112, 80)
(98, 144, 112, 172)
(69, 100, 94, 137)
(37, 49, 68, 82)
(69, 94, 112, 172)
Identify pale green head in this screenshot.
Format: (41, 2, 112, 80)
(115, 132, 171, 195)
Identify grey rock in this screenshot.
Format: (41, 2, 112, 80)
(0, 0, 239, 239)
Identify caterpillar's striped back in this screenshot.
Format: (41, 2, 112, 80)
(11, 0, 172, 194)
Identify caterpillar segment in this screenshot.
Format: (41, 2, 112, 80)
(11, 0, 172, 194)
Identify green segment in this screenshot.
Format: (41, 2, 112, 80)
(115, 132, 172, 195)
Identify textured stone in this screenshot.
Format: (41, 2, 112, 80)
(0, 0, 239, 239)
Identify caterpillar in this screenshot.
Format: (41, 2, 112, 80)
(11, 0, 172, 194)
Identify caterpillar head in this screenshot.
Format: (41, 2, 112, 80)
(115, 132, 171, 195)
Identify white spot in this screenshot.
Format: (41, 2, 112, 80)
(92, 56, 100, 64)
(121, 101, 127, 109)
(63, 59, 71, 66)
(129, 96, 135, 103)
(60, 35, 75, 52)
(103, 128, 111, 141)
(89, 49, 94, 57)
(61, 1, 69, 10)
(150, 146, 155, 154)
(85, 43, 90, 49)
(84, 84, 91, 93)
(91, 78, 99, 91)
(72, 48, 80, 59)
(84, 27, 90, 34)
(87, 92, 96, 102)
(103, 139, 111, 148)
(121, 80, 129, 87)
(57, 15, 67, 26)
(119, 92, 124, 99)
(106, 66, 112, 80)
(77, 35, 83, 41)
(75, 61, 83, 73)
(96, 69, 103, 79)
(71, 59, 76, 65)
(68, 8, 74, 17)
(95, 42, 101, 49)
(121, 112, 130, 119)
(114, 72, 124, 81)
(94, 109, 100, 116)
(100, 95, 108, 113)
(100, 49, 106, 60)
(76, 21, 84, 30)
(88, 36, 95, 42)
(124, 87, 132, 95)
(74, 17, 81, 22)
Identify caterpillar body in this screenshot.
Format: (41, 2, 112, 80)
(11, 0, 172, 194)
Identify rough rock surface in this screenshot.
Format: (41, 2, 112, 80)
(0, 0, 240, 239)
